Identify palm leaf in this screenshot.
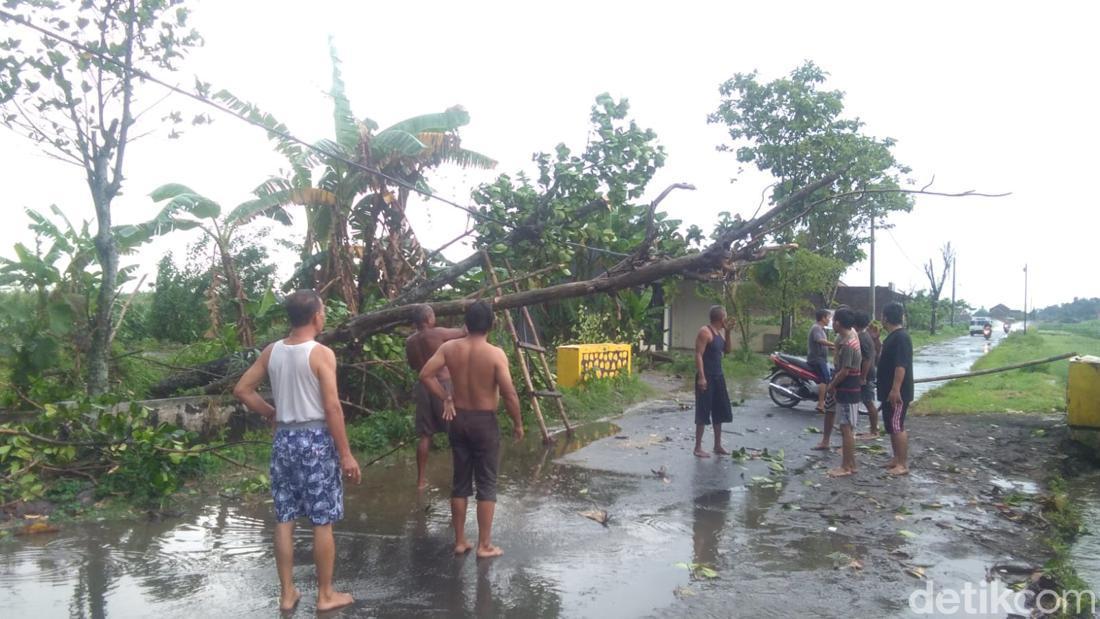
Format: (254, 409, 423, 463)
(380, 106, 471, 135)
(372, 129, 426, 158)
(149, 183, 197, 202)
(282, 250, 330, 291)
(226, 187, 338, 226)
(328, 39, 360, 153)
(213, 89, 310, 174)
(433, 144, 497, 169)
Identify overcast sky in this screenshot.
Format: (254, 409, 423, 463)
(2, 0, 1097, 311)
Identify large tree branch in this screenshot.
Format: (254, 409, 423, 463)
(149, 174, 838, 396)
(382, 196, 609, 308)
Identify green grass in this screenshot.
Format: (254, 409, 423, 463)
(560, 373, 655, 425)
(914, 326, 1100, 415)
(666, 350, 772, 387)
(909, 323, 969, 350)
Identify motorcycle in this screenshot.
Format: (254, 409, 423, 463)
(767, 352, 832, 409)
(983, 324, 992, 340)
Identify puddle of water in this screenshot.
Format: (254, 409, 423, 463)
(1068, 473, 1100, 592)
(989, 477, 1041, 495)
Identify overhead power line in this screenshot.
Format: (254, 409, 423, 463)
(0, 9, 632, 259)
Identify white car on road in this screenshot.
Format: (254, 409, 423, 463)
(969, 316, 993, 336)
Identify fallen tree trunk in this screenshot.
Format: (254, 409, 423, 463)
(152, 175, 838, 396)
(382, 196, 609, 309)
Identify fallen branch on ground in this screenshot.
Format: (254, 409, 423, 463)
(914, 352, 1078, 383)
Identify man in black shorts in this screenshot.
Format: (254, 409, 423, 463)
(807, 309, 835, 414)
(878, 302, 914, 476)
(419, 302, 524, 558)
(406, 304, 466, 489)
(693, 305, 734, 458)
(854, 311, 880, 438)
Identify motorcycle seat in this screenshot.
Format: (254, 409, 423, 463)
(776, 353, 814, 373)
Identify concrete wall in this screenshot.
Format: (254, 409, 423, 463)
(0, 394, 270, 439)
(666, 281, 780, 353)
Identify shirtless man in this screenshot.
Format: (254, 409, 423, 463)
(406, 304, 466, 489)
(419, 301, 523, 559)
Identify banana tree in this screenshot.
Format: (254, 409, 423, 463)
(126, 185, 292, 347)
(214, 40, 494, 313)
(0, 206, 144, 390)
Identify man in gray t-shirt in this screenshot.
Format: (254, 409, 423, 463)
(806, 309, 834, 414)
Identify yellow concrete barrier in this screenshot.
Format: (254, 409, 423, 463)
(1068, 356, 1100, 452)
(556, 343, 632, 388)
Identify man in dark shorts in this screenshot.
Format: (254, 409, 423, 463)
(854, 311, 880, 438)
(420, 301, 524, 558)
(406, 304, 466, 489)
(825, 308, 862, 477)
(234, 290, 361, 612)
(807, 309, 835, 414)
(878, 301, 914, 475)
(693, 305, 734, 458)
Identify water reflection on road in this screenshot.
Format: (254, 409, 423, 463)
(0, 329, 1013, 617)
(912, 323, 1008, 399)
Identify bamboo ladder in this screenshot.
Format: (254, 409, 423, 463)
(480, 250, 573, 444)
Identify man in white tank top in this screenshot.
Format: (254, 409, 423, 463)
(234, 290, 360, 612)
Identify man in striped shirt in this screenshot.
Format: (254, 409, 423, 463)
(826, 308, 862, 478)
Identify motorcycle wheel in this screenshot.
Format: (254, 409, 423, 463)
(768, 372, 802, 408)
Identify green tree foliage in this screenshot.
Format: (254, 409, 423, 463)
(709, 61, 913, 264)
(750, 249, 846, 342)
(0, 0, 202, 394)
(0, 207, 148, 400)
(0, 398, 204, 504)
(129, 183, 290, 346)
(1037, 298, 1100, 324)
(147, 255, 207, 343)
(470, 94, 691, 345)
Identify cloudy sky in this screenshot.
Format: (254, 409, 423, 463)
(2, 0, 1097, 311)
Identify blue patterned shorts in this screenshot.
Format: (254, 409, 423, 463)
(270, 426, 344, 526)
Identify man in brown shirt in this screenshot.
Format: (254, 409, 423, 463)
(420, 301, 524, 558)
(406, 304, 466, 489)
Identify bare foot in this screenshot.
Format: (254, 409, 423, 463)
(279, 587, 301, 612)
(316, 591, 354, 612)
(827, 467, 856, 478)
(417, 479, 428, 491)
(454, 540, 473, 555)
(713, 446, 731, 455)
(476, 544, 504, 559)
(888, 465, 910, 476)
(811, 443, 830, 451)
(856, 432, 879, 441)
(693, 448, 711, 458)
(882, 460, 898, 469)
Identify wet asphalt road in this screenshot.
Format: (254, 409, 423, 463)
(1, 331, 1030, 618)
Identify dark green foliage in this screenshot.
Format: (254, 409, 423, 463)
(147, 255, 208, 343)
(0, 397, 205, 505)
(346, 409, 415, 453)
(709, 61, 913, 265)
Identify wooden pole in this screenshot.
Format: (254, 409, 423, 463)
(913, 352, 1077, 384)
(505, 257, 573, 436)
(482, 250, 552, 444)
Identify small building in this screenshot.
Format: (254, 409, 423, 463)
(660, 280, 780, 352)
(809, 284, 910, 318)
(989, 304, 1015, 320)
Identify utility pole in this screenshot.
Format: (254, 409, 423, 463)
(950, 256, 957, 326)
(869, 214, 876, 318)
(1023, 264, 1028, 333)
